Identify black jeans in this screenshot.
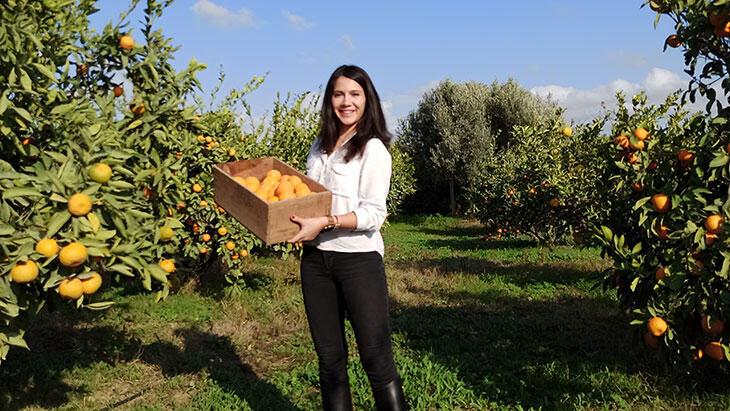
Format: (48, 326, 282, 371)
(300, 246, 399, 395)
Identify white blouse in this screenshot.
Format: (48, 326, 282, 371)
(305, 136, 392, 256)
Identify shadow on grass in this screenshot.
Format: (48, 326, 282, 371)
(422, 237, 538, 251)
(393, 256, 607, 286)
(391, 288, 730, 409)
(0, 309, 300, 411)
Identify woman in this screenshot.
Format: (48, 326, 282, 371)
(288, 65, 407, 411)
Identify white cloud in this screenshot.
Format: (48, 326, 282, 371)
(340, 34, 355, 50)
(283, 11, 314, 30)
(531, 68, 709, 123)
(191, 0, 256, 29)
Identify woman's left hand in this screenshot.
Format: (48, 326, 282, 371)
(288, 215, 327, 243)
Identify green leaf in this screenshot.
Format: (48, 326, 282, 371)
(127, 119, 143, 130)
(631, 242, 642, 255)
(87, 213, 101, 233)
(32, 62, 56, 82)
(720, 253, 730, 279)
(87, 123, 101, 136)
(0, 94, 9, 115)
(3, 188, 42, 199)
(46, 211, 71, 237)
(601, 226, 613, 242)
(710, 154, 729, 168)
(19, 68, 32, 92)
(13, 107, 32, 123)
(108, 264, 134, 277)
(633, 196, 652, 211)
(630, 277, 640, 292)
(84, 301, 115, 310)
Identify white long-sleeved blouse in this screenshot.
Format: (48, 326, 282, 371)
(305, 135, 392, 256)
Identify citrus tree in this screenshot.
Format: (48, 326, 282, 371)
(592, 0, 730, 368)
(467, 117, 606, 243)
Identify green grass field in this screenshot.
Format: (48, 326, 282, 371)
(3, 216, 730, 410)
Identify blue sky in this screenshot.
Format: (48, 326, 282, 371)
(89, 1, 687, 128)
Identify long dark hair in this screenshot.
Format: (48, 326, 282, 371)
(317, 65, 392, 162)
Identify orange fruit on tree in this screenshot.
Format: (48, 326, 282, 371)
(89, 163, 112, 183)
(159, 226, 174, 241)
(130, 102, 145, 116)
(549, 198, 560, 208)
(705, 214, 724, 234)
(706, 233, 718, 246)
(631, 182, 643, 192)
(701, 315, 725, 335)
(561, 126, 573, 137)
(11, 260, 39, 283)
(705, 342, 725, 361)
(665, 34, 682, 48)
(225, 241, 235, 251)
(200, 247, 209, 254)
(113, 85, 124, 97)
(655, 266, 667, 281)
(59, 242, 88, 268)
(615, 134, 630, 148)
(625, 152, 639, 164)
(656, 224, 670, 239)
(119, 34, 134, 50)
(629, 139, 645, 151)
(240, 249, 249, 258)
(159, 259, 176, 273)
(647, 316, 668, 337)
(199, 200, 208, 207)
(202, 233, 211, 242)
(81, 272, 102, 295)
(217, 227, 228, 236)
(651, 194, 671, 213)
(58, 278, 83, 300)
(634, 127, 650, 141)
(192, 183, 203, 193)
(68, 193, 92, 216)
(676, 149, 695, 168)
(36, 238, 59, 258)
(649, 0, 668, 13)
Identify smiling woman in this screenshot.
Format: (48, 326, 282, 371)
(287, 65, 407, 411)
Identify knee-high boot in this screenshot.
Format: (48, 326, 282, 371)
(321, 381, 353, 411)
(373, 377, 407, 411)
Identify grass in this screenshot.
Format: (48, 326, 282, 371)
(3, 215, 730, 410)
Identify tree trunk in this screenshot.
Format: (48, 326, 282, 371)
(449, 178, 456, 216)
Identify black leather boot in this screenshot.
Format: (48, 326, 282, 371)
(321, 382, 353, 411)
(373, 378, 408, 411)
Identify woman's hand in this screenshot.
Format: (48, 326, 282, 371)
(288, 215, 328, 243)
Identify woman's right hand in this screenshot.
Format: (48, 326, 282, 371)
(287, 215, 328, 243)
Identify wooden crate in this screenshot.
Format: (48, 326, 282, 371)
(213, 157, 332, 245)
